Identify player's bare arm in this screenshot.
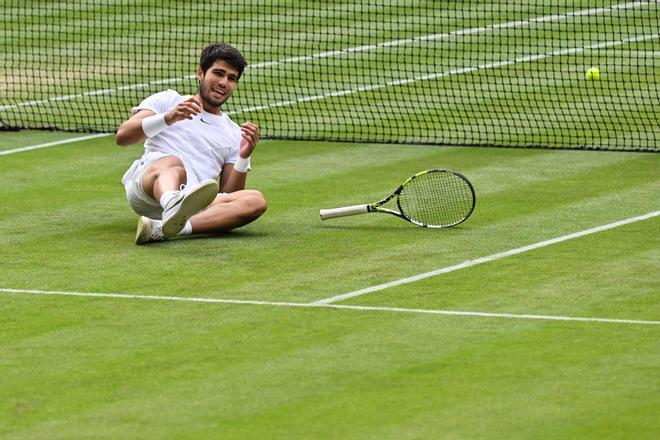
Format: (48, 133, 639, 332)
(239, 121, 260, 157)
(221, 121, 260, 193)
(115, 97, 203, 146)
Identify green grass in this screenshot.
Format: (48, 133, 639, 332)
(1, 1, 658, 149)
(1, 131, 659, 438)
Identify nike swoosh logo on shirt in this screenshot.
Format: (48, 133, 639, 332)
(200, 118, 212, 125)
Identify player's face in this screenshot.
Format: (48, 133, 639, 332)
(197, 60, 240, 110)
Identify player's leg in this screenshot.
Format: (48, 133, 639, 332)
(189, 190, 267, 233)
(139, 155, 218, 237)
(134, 190, 266, 244)
(140, 155, 187, 200)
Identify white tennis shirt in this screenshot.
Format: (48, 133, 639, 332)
(133, 89, 241, 183)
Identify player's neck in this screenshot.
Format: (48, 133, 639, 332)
(196, 94, 222, 115)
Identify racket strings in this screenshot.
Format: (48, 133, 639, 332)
(398, 171, 474, 227)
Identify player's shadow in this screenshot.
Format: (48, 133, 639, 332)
(133, 230, 269, 246)
(319, 224, 468, 232)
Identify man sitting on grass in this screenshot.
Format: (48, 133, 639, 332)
(116, 43, 266, 244)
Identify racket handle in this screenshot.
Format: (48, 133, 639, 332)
(320, 204, 370, 220)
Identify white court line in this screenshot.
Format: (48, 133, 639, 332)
(0, 133, 109, 156)
(0, 1, 654, 111)
(1, 288, 658, 326)
(312, 211, 660, 305)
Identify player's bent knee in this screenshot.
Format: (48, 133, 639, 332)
(168, 164, 187, 182)
(229, 190, 266, 221)
(211, 190, 267, 226)
(244, 191, 267, 219)
(144, 157, 187, 182)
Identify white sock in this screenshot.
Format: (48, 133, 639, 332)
(159, 190, 179, 209)
(178, 221, 193, 236)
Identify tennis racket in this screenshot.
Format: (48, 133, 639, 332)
(319, 169, 475, 228)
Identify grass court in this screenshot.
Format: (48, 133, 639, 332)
(1, 0, 659, 437)
(1, 132, 658, 437)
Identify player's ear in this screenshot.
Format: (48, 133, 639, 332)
(197, 66, 204, 82)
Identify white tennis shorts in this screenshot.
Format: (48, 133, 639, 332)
(121, 152, 201, 219)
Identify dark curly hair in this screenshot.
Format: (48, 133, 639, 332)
(199, 43, 247, 78)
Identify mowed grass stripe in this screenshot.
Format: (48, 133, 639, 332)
(287, 150, 658, 299)
(1, 293, 658, 438)
(347, 214, 660, 319)
(1, 138, 657, 302)
(1, 288, 659, 326)
(313, 211, 660, 304)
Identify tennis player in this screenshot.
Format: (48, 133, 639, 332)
(116, 43, 267, 244)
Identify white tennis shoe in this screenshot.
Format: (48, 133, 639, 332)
(161, 179, 219, 237)
(135, 216, 165, 245)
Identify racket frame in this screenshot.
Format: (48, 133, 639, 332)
(319, 169, 476, 228)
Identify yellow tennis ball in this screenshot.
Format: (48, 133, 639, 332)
(586, 67, 600, 81)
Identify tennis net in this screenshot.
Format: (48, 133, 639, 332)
(1, 1, 658, 151)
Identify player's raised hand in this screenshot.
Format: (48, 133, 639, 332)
(239, 122, 259, 157)
(164, 96, 203, 125)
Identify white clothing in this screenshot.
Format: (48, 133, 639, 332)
(122, 151, 200, 219)
(121, 89, 241, 217)
(128, 89, 242, 183)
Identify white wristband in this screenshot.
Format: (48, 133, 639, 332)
(142, 113, 169, 138)
(233, 156, 251, 173)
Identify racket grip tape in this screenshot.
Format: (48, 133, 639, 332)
(319, 204, 370, 220)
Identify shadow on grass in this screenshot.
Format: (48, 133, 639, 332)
(318, 224, 471, 232)
(134, 229, 272, 246)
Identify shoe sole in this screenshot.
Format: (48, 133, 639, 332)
(135, 216, 151, 245)
(161, 179, 219, 237)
